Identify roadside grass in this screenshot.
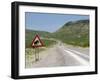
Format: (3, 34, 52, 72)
(54, 34, 89, 48)
(62, 35, 89, 47)
(25, 39, 57, 63)
(25, 39, 57, 68)
(42, 39, 57, 47)
(25, 47, 46, 68)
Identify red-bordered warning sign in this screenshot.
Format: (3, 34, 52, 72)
(31, 34, 44, 48)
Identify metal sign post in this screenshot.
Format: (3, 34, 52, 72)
(34, 47, 39, 61)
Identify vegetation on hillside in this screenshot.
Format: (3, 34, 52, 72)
(25, 30, 56, 48)
(25, 20, 89, 48)
(53, 20, 89, 47)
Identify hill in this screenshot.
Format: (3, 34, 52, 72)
(25, 19, 89, 48)
(53, 20, 89, 47)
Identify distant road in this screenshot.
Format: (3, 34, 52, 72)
(26, 42, 89, 68)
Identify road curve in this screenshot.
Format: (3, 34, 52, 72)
(56, 45, 89, 66)
(26, 44, 89, 68)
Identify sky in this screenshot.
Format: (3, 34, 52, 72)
(25, 12, 89, 32)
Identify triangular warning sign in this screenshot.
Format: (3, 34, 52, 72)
(31, 34, 44, 48)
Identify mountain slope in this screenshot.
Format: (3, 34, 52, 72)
(53, 20, 89, 47)
(26, 20, 89, 48)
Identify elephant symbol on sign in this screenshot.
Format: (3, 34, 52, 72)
(34, 40, 39, 45)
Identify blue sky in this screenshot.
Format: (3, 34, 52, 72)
(25, 12, 89, 32)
